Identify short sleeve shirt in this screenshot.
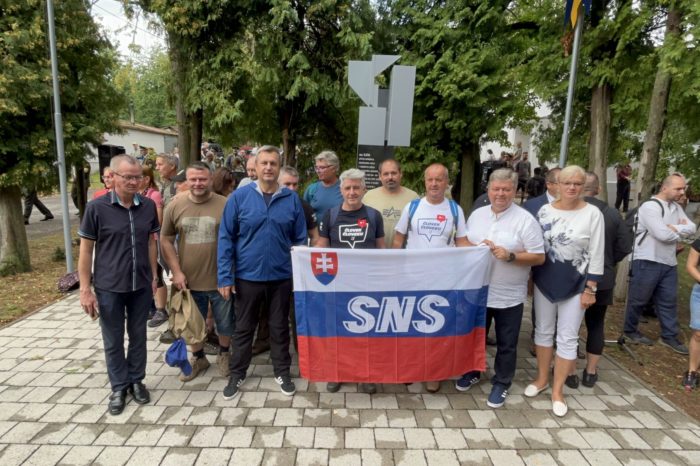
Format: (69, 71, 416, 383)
(466, 204, 545, 308)
(79, 192, 160, 292)
(319, 205, 384, 249)
(394, 198, 468, 249)
(693, 238, 700, 254)
(161, 193, 227, 290)
(363, 187, 419, 248)
(303, 180, 343, 222)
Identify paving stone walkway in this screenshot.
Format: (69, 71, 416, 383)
(1, 293, 699, 465)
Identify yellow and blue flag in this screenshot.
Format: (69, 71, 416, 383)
(565, 0, 592, 28)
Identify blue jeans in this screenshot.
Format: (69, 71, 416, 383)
(690, 284, 700, 331)
(191, 290, 234, 337)
(95, 287, 151, 391)
(624, 260, 680, 342)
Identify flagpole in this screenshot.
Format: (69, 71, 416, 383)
(47, 0, 74, 272)
(558, 4, 584, 168)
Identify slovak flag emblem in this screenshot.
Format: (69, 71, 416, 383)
(311, 252, 338, 285)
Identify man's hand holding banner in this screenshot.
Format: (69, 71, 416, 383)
(291, 247, 491, 383)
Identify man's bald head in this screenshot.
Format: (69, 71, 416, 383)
(583, 171, 600, 196)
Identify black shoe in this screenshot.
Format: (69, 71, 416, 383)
(624, 332, 654, 346)
(682, 371, 698, 391)
(360, 383, 377, 394)
(275, 375, 296, 396)
(223, 376, 246, 400)
(565, 374, 579, 389)
(326, 382, 342, 393)
(41, 215, 54, 221)
(108, 390, 127, 415)
(659, 339, 689, 355)
(159, 329, 175, 344)
(581, 369, 598, 388)
(486, 336, 496, 346)
(148, 309, 168, 328)
(129, 382, 150, 404)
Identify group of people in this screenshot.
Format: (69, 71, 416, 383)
(77, 145, 697, 419)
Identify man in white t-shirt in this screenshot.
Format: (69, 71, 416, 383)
(458, 168, 545, 408)
(393, 163, 470, 392)
(363, 159, 418, 247)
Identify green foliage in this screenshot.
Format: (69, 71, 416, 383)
(51, 246, 65, 262)
(386, 0, 536, 187)
(0, 0, 124, 191)
(115, 47, 176, 128)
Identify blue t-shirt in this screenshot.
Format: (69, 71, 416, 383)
(303, 180, 343, 222)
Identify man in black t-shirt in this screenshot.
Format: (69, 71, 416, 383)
(317, 168, 385, 250)
(316, 168, 384, 393)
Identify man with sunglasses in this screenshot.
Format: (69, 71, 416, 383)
(78, 155, 160, 415)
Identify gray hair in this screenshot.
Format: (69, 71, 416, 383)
(110, 154, 139, 172)
(156, 154, 179, 169)
(545, 167, 561, 184)
(339, 168, 366, 189)
(279, 166, 299, 179)
(315, 150, 340, 171)
(488, 168, 518, 188)
(255, 145, 281, 162)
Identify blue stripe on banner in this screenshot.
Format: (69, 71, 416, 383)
(295, 288, 488, 338)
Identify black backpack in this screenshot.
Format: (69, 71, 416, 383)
(625, 198, 664, 246)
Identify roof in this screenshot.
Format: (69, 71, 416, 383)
(119, 120, 178, 137)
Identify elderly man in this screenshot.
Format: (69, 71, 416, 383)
(363, 159, 418, 248)
(317, 168, 385, 394)
(459, 169, 545, 408)
(160, 162, 233, 381)
(78, 155, 160, 415)
(623, 173, 697, 354)
(237, 155, 257, 189)
(393, 163, 470, 392)
(303, 150, 343, 221)
(218, 145, 307, 400)
(155, 154, 183, 207)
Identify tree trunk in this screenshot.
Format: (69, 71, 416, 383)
(281, 102, 297, 167)
(188, 107, 203, 164)
(588, 84, 611, 202)
(169, 36, 192, 167)
(0, 186, 31, 276)
(456, 141, 479, 213)
(633, 7, 681, 206)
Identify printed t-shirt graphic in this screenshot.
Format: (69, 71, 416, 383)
(319, 205, 384, 250)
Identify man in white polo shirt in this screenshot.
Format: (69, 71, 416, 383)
(459, 168, 545, 408)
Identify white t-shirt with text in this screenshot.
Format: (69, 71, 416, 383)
(395, 198, 468, 249)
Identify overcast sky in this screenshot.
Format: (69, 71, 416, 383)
(90, 0, 165, 60)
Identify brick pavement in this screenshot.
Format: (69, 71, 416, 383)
(1, 294, 699, 465)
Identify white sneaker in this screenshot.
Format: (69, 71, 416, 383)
(552, 400, 568, 417)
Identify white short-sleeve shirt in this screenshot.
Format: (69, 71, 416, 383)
(466, 203, 545, 308)
(395, 198, 468, 249)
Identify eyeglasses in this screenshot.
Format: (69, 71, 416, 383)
(113, 172, 144, 182)
(315, 165, 332, 172)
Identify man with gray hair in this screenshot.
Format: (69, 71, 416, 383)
(78, 155, 160, 415)
(459, 168, 545, 408)
(155, 154, 183, 207)
(317, 168, 385, 393)
(304, 150, 342, 221)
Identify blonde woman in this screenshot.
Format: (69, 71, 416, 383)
(525, 165, 605, 417)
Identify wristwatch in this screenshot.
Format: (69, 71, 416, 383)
(506, 252, 516, 263)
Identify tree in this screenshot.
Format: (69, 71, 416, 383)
(0, 0, 123, 275)
(115, 47, 176, 128)
(385, 0, 535, 208)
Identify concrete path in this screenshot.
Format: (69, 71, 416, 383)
(1, 294, 699, 465)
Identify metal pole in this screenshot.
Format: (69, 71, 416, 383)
(47, 0, 74, 272)
(558, 5, 584, 168)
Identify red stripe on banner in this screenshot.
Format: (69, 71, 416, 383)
(297, 329, 486, 383)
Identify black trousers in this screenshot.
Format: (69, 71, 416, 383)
(615, 179, 630, 212)
(229, 278, 292, 379)
(487, 304, 524, 388)
(23, 190, 53, 220)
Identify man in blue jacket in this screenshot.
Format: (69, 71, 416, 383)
(218, 145, 307, 400)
